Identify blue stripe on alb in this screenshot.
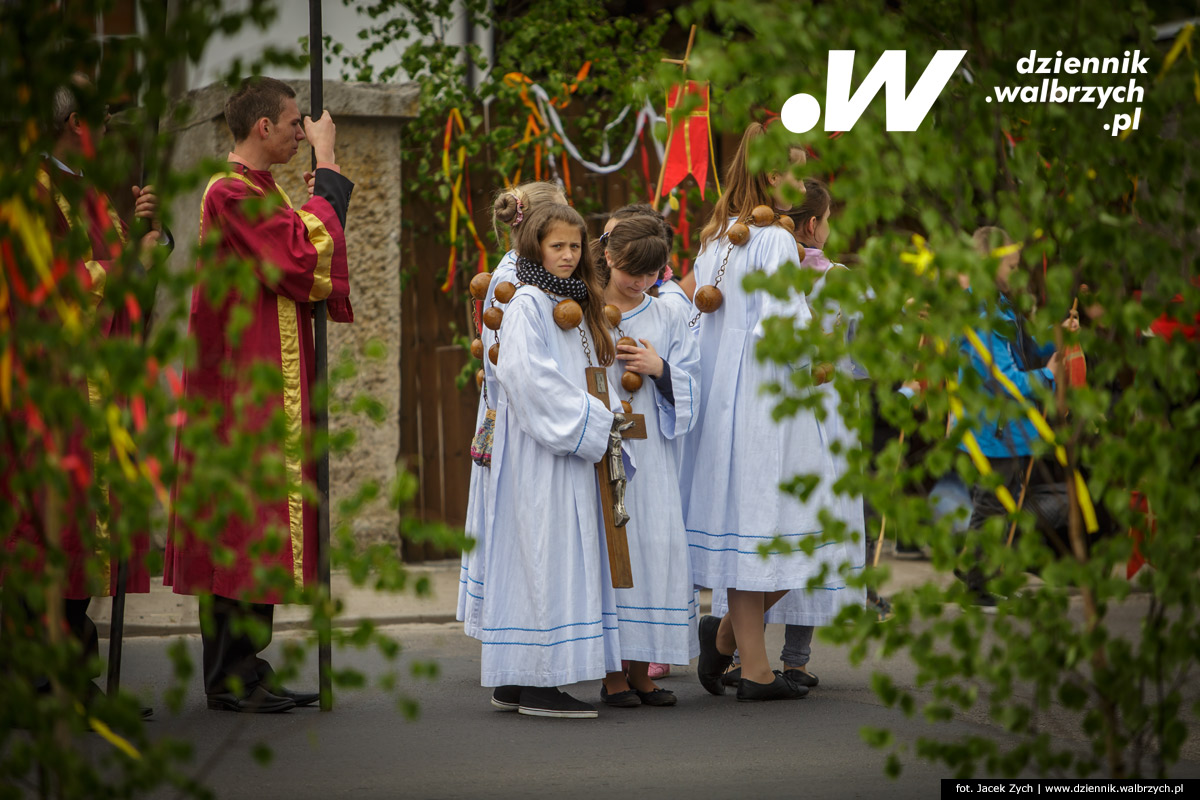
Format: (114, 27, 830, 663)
(687, 541, 838, 556)
(617, 618, 690, 627)
(572, 397, 591, 455)
(458, 570, 484, 587)
(616, 604, 690, 612)
(623, 301, 651, 321)
(481, 619, 602, 633)
(685, 374, 694, 433)
(687, 528, 825, 540)
(482, 633, 605, 647)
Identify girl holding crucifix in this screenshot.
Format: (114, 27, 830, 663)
(475, 203, 622, 719)
(594, 215, 702, 708)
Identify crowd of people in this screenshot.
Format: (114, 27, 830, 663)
(460, 121, 872, 718)
(4, 75, 1104, 721)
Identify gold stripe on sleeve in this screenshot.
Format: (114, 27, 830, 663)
(276, 295, 306, 589)
(296, 209, 335, 301)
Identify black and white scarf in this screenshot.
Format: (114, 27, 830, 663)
(515, 255, 589, 301)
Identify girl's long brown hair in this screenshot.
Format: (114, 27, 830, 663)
(514, 204, 615, 366)
(698, 122, 806, 252)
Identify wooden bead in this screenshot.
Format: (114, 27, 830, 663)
(482, 307, 504, 331)
(621, 400, 633, 414)
(778, 214, 795, 233)
(694, 285, 724, 313)
(493, 281, 516, 304)
(813, 363, 834, 385)
(727, 222, 750, 246)
(751, 205, 776, 227)
(475, 368, 485, 388)
(617, 336, 638, 349)
(488, 342, 499, 365)
(469, 272, 492, 301)
(621, 371, 643, 392)
(604, 304, 622, 328)
(552, 299, 583, 330)
(470, 338, 484, 359)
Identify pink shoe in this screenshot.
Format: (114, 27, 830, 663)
(647, 663, 671, 680)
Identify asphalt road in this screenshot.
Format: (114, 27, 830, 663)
(60, 619, 1199, 800)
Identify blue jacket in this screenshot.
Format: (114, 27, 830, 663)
(958, 295, 1055, 458)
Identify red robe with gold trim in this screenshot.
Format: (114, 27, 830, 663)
(164, 163, 352, 603)
(1, 162, 151, 599)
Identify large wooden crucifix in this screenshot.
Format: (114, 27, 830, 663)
(585, 366, 646, 589)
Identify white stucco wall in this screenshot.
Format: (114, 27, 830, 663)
(182, 0, 488, 92)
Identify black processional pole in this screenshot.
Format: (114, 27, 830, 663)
(309, 0, 334, 713)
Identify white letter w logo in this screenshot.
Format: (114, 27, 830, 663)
(781, 50, 966, 133)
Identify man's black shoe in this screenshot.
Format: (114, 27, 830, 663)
(274, 687, 319, 707)
(206, 686, 296, 713)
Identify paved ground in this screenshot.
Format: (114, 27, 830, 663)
(49, 553, 1198, 799)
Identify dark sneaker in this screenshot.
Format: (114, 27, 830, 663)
(517, 687, 598, 719)
(736, 671, 809, 702)
(491, 685, 523, 711)
(697, 615, 733, 696)
(782, 667, 819, 688)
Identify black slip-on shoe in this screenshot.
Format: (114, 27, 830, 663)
(736, 671, 809, 702)
(697, 615, 733, 696)
(206, 686, 296, 713)
(782, 667, 819, 688)
(600, 686, 641, 708)
(720, 666, 742, 687)
(635, 688, 677, 707)
(517, 687, 597, 719)
(491, 685, 523, 711)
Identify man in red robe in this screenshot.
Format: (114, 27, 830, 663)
(164, 77, 353, 713)
(2, 75, 164, 712)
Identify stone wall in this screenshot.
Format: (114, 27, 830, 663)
(161, 79, 418, 551)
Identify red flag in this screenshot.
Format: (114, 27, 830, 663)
(660, 82, 711, 200)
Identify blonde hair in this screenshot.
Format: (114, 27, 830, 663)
(699, 123, 805, 252)
(492, 181, 567, 242)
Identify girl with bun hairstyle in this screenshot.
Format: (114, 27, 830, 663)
(459, 182, 565, 637)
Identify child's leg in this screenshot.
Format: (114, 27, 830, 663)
(626, 660, 659, 693)
(723, 589, 786, 684)
(602, 670, 631, 693)
(781, 624, 814, 670)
